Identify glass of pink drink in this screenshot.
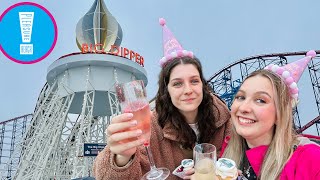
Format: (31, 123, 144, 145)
(115, 80, 170, 180)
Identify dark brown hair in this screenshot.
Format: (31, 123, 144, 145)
(155, 56, 219, 149)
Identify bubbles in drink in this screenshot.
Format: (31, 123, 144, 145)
(120, 101, 151, 144)
(194, 158, 216, 180)
(123, 100, 148, 113)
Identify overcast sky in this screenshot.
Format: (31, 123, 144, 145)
(1, 0, 320, 135)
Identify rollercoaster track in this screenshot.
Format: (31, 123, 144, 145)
(208, 50, 320, 81)
(297, 116, 320, 134)
(207, 50, 320, 135)
(0, 113, 32, 179)
(0, 114, 32, 125)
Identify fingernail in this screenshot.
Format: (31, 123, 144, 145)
(127, 113, 133, 118)
(136, 129, 142, 135)
(131, 120, 137, 125)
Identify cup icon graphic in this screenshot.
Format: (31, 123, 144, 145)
(19, 12, 34, 55)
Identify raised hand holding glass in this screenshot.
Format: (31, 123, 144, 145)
(115, 80, 170, 180)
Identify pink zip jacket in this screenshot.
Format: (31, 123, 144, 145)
(220, 136, 320, 179)
(280, 137, 320, 180)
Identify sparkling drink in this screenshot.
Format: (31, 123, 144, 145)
(194, 143, 217, 180)
(123, 102, 151, 144)
(115, 80, 170, 179)
(194, 158, 217, 180)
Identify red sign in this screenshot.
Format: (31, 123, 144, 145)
(81, 43, 144, 67)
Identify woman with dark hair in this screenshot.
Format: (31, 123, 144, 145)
(156, 56, 227, 151)
(93, 19, 231, 180)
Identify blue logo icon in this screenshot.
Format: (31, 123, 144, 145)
(0, 2, 58, 64)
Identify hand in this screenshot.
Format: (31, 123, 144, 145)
(106, 113, 145, 165)
(238, 169, 243, 176)
(183, 168, 195, 179)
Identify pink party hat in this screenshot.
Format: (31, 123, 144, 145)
(265, 50, 316, 100)
(159, 18, 194, 67)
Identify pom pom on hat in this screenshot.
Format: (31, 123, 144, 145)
(159, 18, 166, 26)
(307, 50, 316, 58)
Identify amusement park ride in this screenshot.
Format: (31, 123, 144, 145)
(207, 51, 320, 133)
(0, 0, 319, 179)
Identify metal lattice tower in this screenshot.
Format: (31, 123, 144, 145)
(1, 0, 147, 179)
(305, 55, 320, 134)
(208, 51, 320, 135)
(5, 53, 146, 180)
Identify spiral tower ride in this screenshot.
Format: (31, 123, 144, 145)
(1, 0, 147, 179)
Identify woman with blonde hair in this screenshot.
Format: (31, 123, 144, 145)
(222, 51, 320, 179)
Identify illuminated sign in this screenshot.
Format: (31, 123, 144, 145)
(82, 43, 144, 67)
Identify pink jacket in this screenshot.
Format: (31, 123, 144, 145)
(280, 138, 320, 180)
(221, 137, 320, 179)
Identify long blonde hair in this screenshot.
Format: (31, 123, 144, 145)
(223, 69, 297, 180)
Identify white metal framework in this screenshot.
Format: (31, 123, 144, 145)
(0, 114, 32, 179)
(3, 65, 122, 179)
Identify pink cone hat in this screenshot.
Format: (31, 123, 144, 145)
(264, 50, 316, 101)
(159, 18, 194, 67)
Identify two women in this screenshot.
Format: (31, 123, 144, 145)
(93, 18, 231, 180)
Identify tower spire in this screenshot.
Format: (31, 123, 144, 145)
(76, 0, 122, 52)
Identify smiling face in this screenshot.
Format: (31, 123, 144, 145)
(231, 75, 277, 147)
(167, 63, 203, 122)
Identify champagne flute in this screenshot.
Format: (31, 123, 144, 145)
(115, 80, 170, 180)
(193, 143, 217, 180)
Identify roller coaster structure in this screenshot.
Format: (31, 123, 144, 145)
(207, 50, 320, 135)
